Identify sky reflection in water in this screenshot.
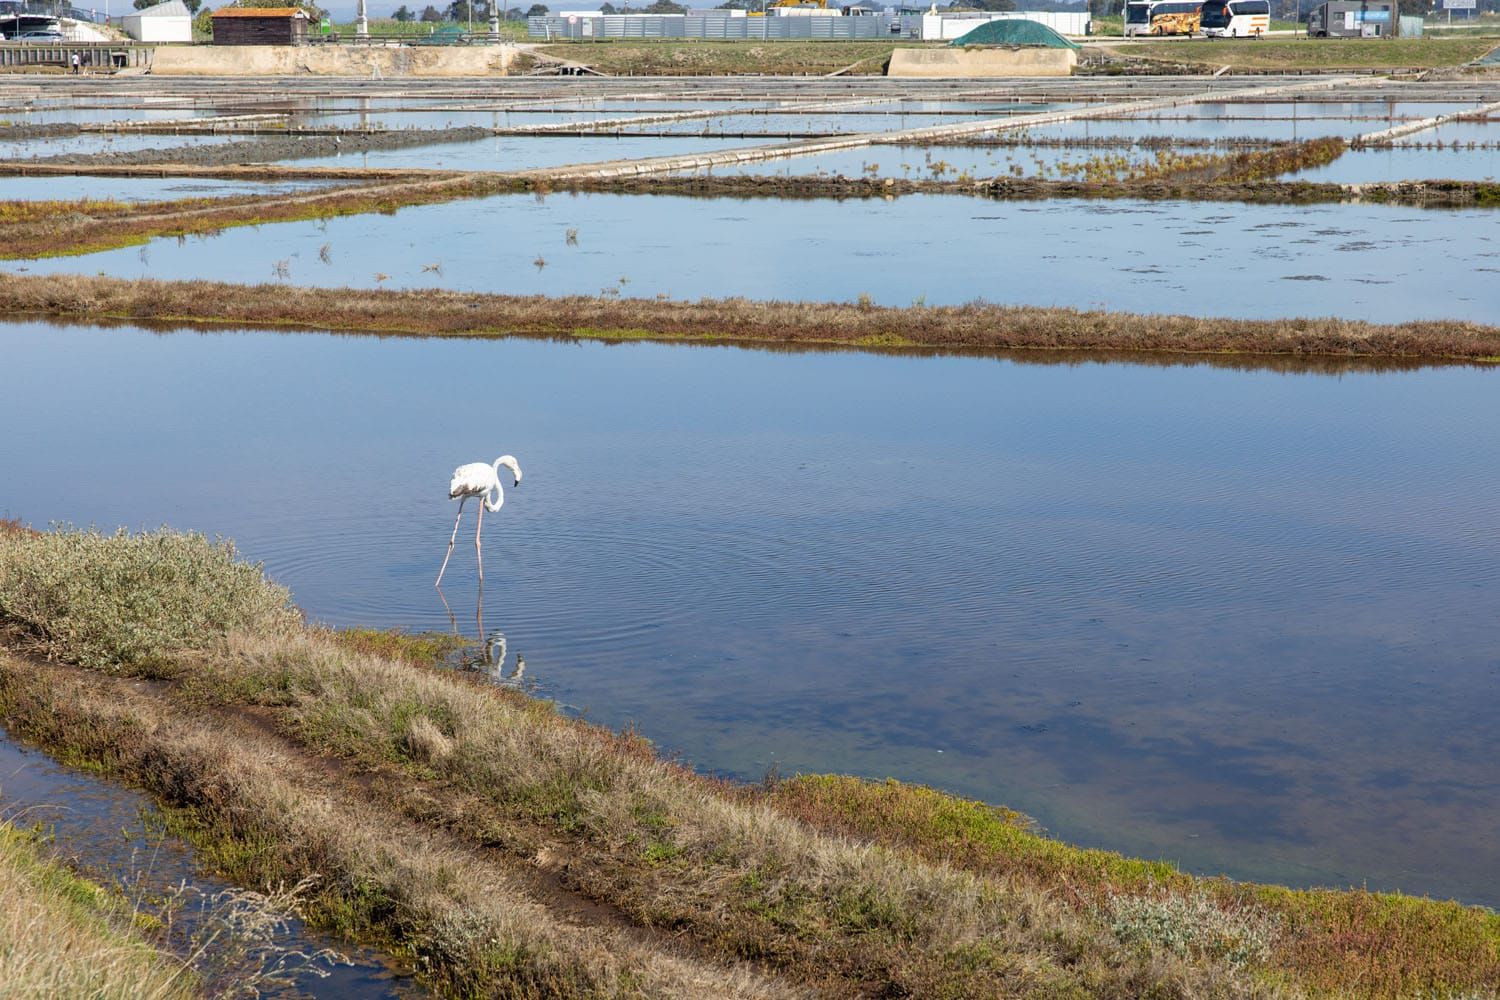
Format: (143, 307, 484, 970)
(3, 320, 1499, 906)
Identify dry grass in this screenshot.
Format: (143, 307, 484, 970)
(1101, 37, 1498, 72)
(0, 656, 791, 1000)
(1124, 137, 1350, 185)
(3, 526, 1500, 998)
(3, 272, 1499, 363)
(0, 174, 515, 260)
(0, 823, 194, 1000)
(770, 776, 1500, 996)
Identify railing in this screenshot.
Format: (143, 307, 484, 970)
(0, 40, 153, 67)
(0, 1, 108, 24)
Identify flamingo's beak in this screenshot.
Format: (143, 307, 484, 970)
(514, 478, 521, 487)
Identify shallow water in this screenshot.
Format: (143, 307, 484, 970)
(283, 134, 768, 171)
(2, 320, 1499, 907)
(12, 193, 1497, 323)
(0, 108, 220, 125)
(0, 175, 335, 202)
(0, 132, 243, 159)
(680, 143, 1173, 179)
(1288, 145, 1500, 183)
(1029, 115, 1399, 142)
(300, 109, 648, 129)
(0, 725, 421, 998)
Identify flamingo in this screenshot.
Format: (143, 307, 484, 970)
(436, 455, 522, 587)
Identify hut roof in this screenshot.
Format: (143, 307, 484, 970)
(211, 7, 310, 17)
(130, 0, 191, 16)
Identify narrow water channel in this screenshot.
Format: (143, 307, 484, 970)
(0, 724, 423, 999)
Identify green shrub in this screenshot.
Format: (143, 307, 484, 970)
(0, 527, 298, 670)
(1105, 889, 1280, 969)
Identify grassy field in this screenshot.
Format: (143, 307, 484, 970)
(535, 40, 915, 75)
(0, 823, 194, 1000)
(1103, 35, 1499, 69)
(2, 523, 1500, 997)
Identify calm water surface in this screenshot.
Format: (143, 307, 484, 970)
(10, 194, 1497, 322)
(3, 320, 1499, 907)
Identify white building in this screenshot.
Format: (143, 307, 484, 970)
(121, 0, 193, 42)
(922, 9, 1090, 38)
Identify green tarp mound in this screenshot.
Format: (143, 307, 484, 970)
(948, 18, 1079, 49)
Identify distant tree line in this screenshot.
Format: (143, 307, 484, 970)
(385, 0, 552, 20)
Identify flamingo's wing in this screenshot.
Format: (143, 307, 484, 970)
(449, 462, 493, 498)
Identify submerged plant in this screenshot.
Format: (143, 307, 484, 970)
(161, 877, 346, 997)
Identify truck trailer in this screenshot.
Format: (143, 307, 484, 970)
(1307, 0, 1397, 37)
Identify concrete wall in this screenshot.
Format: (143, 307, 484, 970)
(151, 44, 520, 76)
(887, 46, 1075, 78)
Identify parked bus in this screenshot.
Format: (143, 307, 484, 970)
(1124, 0, 1202, 36)
(1199, 0, 1269, 36)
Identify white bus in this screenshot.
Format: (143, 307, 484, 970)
(1123, 0, 1202, 36)
(1199, 0, 1269, 37)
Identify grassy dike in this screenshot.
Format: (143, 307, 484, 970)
(3, 272, 1500, 363)
(1097, 37, 1500, 73)
(2, 525, 1499, 998)
(0, 823, 195, 999)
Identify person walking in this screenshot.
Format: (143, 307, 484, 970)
(70, 51, 80, 74)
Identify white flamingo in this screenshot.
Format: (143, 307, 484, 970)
(436, 455, 522, 587)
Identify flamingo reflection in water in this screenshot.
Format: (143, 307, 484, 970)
(435, 581, 528, 686)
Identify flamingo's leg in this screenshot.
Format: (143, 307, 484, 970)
(475, 501, 485, 584)
(436, 497, 465, 587)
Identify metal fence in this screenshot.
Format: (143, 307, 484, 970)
(528, 13, 904, 41)
(0, 40, 151, 67)
(0, 0, 107, 24)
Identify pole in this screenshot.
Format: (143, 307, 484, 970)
(356, 0, 368, 38)
(488, 0, 499, 40)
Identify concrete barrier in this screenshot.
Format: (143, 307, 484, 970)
(150, 44, 519, 77)
(887, 47, 1075, 78)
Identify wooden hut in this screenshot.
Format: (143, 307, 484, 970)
(210, 7, 310, 45)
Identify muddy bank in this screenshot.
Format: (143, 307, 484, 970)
(0, 122, 83, 142)
(16, 125, 493, 167)
(538, 171, 1500, 208)
(0, 174, 514, 259)
(3, 273, 1498, 362)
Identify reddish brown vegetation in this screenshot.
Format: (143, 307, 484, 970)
(2, 273, 1499, 362)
